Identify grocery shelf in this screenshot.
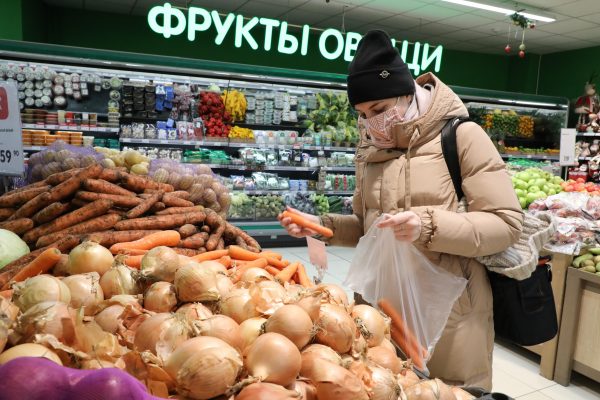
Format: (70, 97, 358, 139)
(23, 146, 47, 151)
(232, 190, 353, 196)
(501, 154, 560, 161)
(182, 163, 355, 173)
(577, 132, 600, 137)
(22, 123, 119, 133)
(120, 138, 204, 146)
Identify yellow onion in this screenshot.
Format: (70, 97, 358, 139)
(241, 267, 273, 283)
(0, 343, 62, 365)
(194, 314, 243, 351)
(144, 281, 177, 313)
(367, 345, 402, 374)
(62, 272, 104, 316)
(292, 380, 318, 400)
(15, 301, 74, 344)
(300, 356, 369, 400)
(199, 260, 227, 275)
(68, 241, 113, 276)
(215, 273, 234, 297)
(369, 365, 404, 400)
(165, 336, 242, 400)
(73, 310, 128, 362)
(245, 332, 301, 387)
(404, 379, 456, 400)
(0, 296, 20, 323)
(380, 338, 397, 354)
(315, 303, 355, 353)
(52, 254, 70, 276)
(174, 262, 220, 302)
(235, 382, 301, 399)
(239, 317, 267, 350)
(176, 303, 213, 322)
(100, 263, 141, 299)
(220, 286, 259, 324)
(317, 283, 349, 306)
(351, 304, 386, 347)
(265, 304, 313, 349)
(141, 246, 181, 282)
(397, 363, 421, 389)
(80, 359, 116, 369)
(94, 304, 125, 333)
(134, 313, 192, 362)
(249, 280, 287, 316)
(294, 291, 322, 322)
(13, 274, 71, 312)
(301, 344, 343, 366)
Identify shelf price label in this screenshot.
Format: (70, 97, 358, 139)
(0, 83, 24, 176)
(560, 128, 577, 166)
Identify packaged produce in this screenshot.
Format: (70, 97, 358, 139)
(253, 195, 284, 219)
(229, 193, 254, 219)
(283, 192, 315, 214)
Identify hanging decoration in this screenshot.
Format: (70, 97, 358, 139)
(504, 12, 535, 58)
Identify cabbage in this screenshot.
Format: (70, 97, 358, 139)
(0, 229, 29, 269)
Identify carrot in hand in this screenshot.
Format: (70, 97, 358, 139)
(109, 230, 181, 254)
(275, 262, 299, 283)
(190, 249, 229, 263)
(281, 210, 333, 238)
(296, 263, 314, 288)
(6, 248, 62, 288)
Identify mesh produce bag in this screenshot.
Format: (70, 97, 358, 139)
(27, 141, 104, 183)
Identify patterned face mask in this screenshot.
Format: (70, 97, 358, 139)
(358, 97, 405, 148)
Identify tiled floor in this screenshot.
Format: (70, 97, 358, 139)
(266, 245, 600, 400)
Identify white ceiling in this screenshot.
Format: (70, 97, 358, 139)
(43, 0, 600, 55)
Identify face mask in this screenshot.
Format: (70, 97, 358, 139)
(359, 98, 405, 148)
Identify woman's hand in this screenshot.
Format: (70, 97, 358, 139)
(377, 211, 421, 242)
(278, 207, 321, 238)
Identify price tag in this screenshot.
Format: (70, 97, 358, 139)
(141, 139, 150, 144)
(0, 82, 24, 176)
(560, 128, 577, 166)
(306, 236, 328, 284)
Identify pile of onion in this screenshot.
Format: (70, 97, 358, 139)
(140, 246, 181, 282)
(62, 272, 104, 316)
(294, 291, 322, 322)
(67, 241, 113, 276)
(0, 343, 62, 365)
(239, 317, 267, 350)
(134, 313, 192, 362)
(15, 301, 74, 345)
(99, 263, 140, 299)
(235, 382, 301, 400)
(176, 303, 213, 322)
(165, 336, 242, 400)
(220, 285, 259, 324)
(244, 332, 301, 387)
(404, 378, 457, 400)
(13, 275, 71, 312)
(143, 281, 177, 313)
(249, 280, 287, 316)
(369, 364, 405, 400)
(265, 304, 313, 349)
(301, 354, 369, 400)
(317, 283, 349, 306)
(193, 314, 243, 351)
(315, 303, 356, 353)
(301, 344, 343, 366)
(367, 345, 402, 373)
(174, 262, 220, 302)
(351, 304, 386, 347)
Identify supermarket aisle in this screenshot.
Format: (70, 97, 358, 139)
(267, 246, 600, 400)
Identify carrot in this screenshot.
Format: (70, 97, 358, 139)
(120, 173, 173, 193)
(113, 248, 148, 256)
(1, 181, 48, 197)
(45, 168, 82, 185)
(0, 208, 14, 221)
(200, 225, 211, 233)
(0, 185, 51, 208)
(98, 168, 123, 183)
(84, 178, 136, 197)
(206, 225, 225, 251)
(169, 191, 191, 200)
(150, 202, 166, 213)
(123, 255, 143, 269)
(276, 262, 299, 283)
(32, 202, 71, 225)
(217, 256, 232, 268)
(225, 223, 261, 251)
(234, 236, 248, 250)
(155, 206, 204, 215)
(172, 248, 206, 257)
(35, 213, 122, 248)
(22, 199, 114, 244)
(378, 298, 427, 370)
(0, 218, 34, 235)
(109, 230, 181, 254)
(261, 251, 283, 260)
(281, 211, 333, 238)
(7, 248, 62, 286)
(179, 232, 208, 249)
(217, 238, 225, 250)
(86, 230, 161, 247)
(71, 198, 90, 208)
(114, 212, 207, 231)
(228, 246, 286, 269)
(107, 209, 127, 217)
(178, 224, 198, 239)
(296, 264, 314, 288)
(126, 190, 163, 219)
(190, 249, 229, 263)
(162, 193, 194, 208)
(48, 164, 103, 203)
(9, 192, 53, 221)
(265, 266, 280, 277)
(0, 289, 12, 299)
(76, 191, 142, 208)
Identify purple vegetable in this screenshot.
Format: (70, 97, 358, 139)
(70, 368, 156, 400)
(0, 357, 70, 400)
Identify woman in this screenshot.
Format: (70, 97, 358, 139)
(279, 30, 523, 390)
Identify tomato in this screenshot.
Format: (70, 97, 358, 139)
(577, 178, 586, 183)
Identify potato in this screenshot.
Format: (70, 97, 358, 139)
(101, 158, 116, 168)
(583, 259, 595, 268)
(593, 255, 600, 264)
(124, 150, 145, 167)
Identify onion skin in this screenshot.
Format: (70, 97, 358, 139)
(133, 313, 191, 362)
(404, 379, 457, 400)
(220, 286, 259, 324)
(369, 365, 403, 400)
(239, 317, 267, 350)
(300, 356, 369, 400)
(292, 380, 318, 400)
(165, 336, 242, 400)
(141, 246, 180, 282)
(367, 345, 402, 374)
(94, 304, 124, 333)
(194, 314, 243, 352)
(68, 241, 114, 276)
(351, 304, 386, 347)
(245, 332, 301, 387)
(80, 359, 116, 369)
(398, 364, 421, 389)
(0, 343, 62, 365)
(265, 304, 313, 350)
(241, 267, 273, 283)
(62, 272, 104, 316)
(15, 301, 74, 345)
(144, 281, 177, 313)
(317, 283, 349, 306)
(301, 344, 343, 366)
(294, 292, 322, 323)
(176, 303, 213, 322)
(13, 274, 71, 312)
(215, 273, 234, 298)
(315, 303, 355, 353)
(235, 382, 301, 400)
(99, 263, 140, 299)
(174, 262, 220, 302)
(199, 260, 227, 275)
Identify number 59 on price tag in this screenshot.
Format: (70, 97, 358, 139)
(0, 82, 24, 176)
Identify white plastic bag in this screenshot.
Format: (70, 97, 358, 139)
(344, 217, 467, 373)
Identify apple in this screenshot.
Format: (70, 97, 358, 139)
(534, 178, 547, 188)
(519, 197, 527, 209)
(515, 188, 525, 197)
(514, 179, 529, 190)
(526, 192, 539, 203)
(553, 176, 563, 184)
(528, 185, 541, 193)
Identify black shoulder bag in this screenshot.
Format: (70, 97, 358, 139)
(441, 117, 558, 346)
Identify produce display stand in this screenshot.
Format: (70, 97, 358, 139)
(554, 267, 600, 386)
(519, 252, 572, 380)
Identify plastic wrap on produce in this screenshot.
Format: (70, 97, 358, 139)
(27, 140, 104, 183)
(283, 192, 315, 215)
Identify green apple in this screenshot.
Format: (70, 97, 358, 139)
(517, 172, 532, 182)
(528, 185, 541, 193)
(526, 192, 539, 203)
(515, 188, 525, 197)
(548, 189, 557, 196)
(536, 191, 547, 199)
(519, 197, 527, 209)
(514, 179, 528, 190)
(553, 176, 563, 184)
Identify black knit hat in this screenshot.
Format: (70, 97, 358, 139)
(347, 30, 415, 106)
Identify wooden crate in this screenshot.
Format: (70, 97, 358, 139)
(554, 267, 600, 385)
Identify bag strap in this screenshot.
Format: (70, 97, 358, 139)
(441, 117, 471, 201)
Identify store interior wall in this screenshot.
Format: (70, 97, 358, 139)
(2, 0, 596, 107)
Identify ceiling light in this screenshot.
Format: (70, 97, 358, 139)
(441, 0, 555, 22)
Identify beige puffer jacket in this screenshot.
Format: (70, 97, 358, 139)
(322, 73, 524, 390)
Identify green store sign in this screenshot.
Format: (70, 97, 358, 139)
(147, 2, 443, 75)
